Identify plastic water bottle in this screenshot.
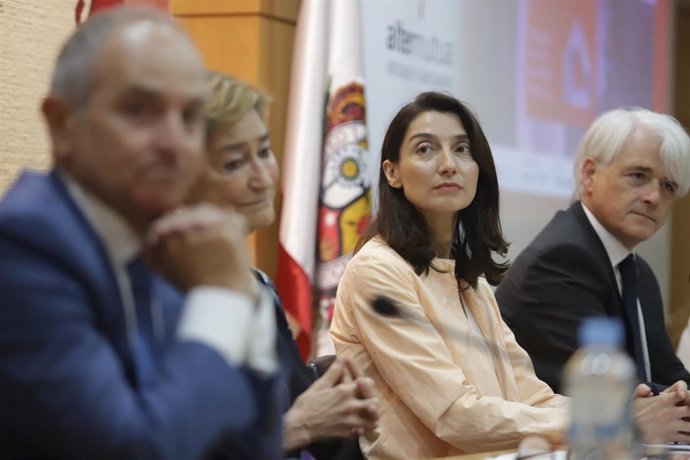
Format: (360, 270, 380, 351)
(563, 317, 638, 460)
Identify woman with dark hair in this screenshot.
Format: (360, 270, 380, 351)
(330, 92, 568, 458)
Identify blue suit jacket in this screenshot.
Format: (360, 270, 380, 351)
(0, 171, 279, 459)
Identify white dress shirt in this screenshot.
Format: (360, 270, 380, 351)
(581, 202, 651, 381)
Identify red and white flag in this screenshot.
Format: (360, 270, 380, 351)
(75, 0, 168, 25)
(277, 0, 371, 359)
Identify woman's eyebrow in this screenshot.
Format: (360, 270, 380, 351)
(215, 132, 270, 151)
(408, 133, 469, 142)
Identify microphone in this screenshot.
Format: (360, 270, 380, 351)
(371, 296, 404, 318)
(371, 294, 471, 343)
(371, 295, 470, 338)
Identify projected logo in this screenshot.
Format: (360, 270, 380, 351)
(317, 82, 371, 321)
(524, 0, 597, 126)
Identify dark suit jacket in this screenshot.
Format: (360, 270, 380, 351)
(0, 171, 278, 459)
(255, 271, 363, 460)
(495, 201, 690, 393)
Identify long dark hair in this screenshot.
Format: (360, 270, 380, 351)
(358, 92, 509, 288)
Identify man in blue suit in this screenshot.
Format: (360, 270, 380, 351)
(0, 6, 280, 459)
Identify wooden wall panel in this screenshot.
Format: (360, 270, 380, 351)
(0, 0, 75, 195)
(669, 4, 690, 346)
(176, 15, 264, 82)
(171, 0, 297, 20)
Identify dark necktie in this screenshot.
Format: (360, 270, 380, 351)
(126, 255, 156, 385)
(618, 254, 646, 381)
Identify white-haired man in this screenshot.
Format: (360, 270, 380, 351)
(496, 107, 690, 442)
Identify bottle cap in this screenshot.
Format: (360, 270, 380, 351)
(578, 316, 623, 347)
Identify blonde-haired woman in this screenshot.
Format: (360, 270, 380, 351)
(188, 72, 378, 459)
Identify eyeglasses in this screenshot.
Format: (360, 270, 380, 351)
(516, 435, 569, 460)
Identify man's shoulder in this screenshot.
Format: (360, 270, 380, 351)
(532, 204, 591, 245)
(0, 171, 67, 227)
(500, 204, 610, 291)
(0, 170, 102, 265)
(513, 204, 602, 263)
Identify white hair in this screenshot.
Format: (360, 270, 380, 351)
(573, 107, 690, 198)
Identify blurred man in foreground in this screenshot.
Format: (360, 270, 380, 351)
(0, 6, 280, 459)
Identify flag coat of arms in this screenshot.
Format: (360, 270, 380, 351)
(277, 0, 371, 359)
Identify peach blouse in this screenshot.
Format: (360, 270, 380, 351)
(331, 237, 568, 459)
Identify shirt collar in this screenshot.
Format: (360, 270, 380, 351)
(580, 201, 632, 267)
(58, 170, 142, 267)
